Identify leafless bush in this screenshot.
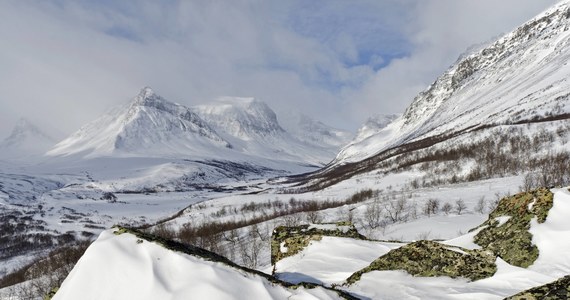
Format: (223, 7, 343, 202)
(521, 172, 537, 192)
(416, 231, 432, 240)
(238, 224, 265, 268)
(364, 200, 383, 229)
(385, 195, 409, 223)
(423, 198, 440, 217)
(441, 202, 453, 215)
(455, 199, 467, 215)
(475, 197, 486, 214)
(304, 210, 323, 224)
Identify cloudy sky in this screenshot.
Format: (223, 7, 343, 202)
(0, 0, 558, 139)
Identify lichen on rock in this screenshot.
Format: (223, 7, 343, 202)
(504, 275, 570, 300)
(271, 222, 366, 266)
(473, 188, 553, 268)
(345, 240, 497, 284)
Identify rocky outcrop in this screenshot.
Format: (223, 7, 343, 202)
(346, 240, 497, 284)
(270, 222, 366, 266)
(504, 275, 570, 300)
(474, 188, 554, 267)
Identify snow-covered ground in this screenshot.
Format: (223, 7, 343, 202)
(272, 188, 570, 299)
(52, 229, 347, 300)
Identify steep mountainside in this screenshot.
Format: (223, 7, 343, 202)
(294, 1, 570, 190)
(334, 1, 570, 165)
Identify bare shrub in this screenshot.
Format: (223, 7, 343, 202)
(475, 197, 486, 214)
(423, 198, 440, 217)
(364, 200, 383, 229)
(385, 195, 409, 223)
(304, 210, 323, 224)
(441, 202, 453, 215)
(455, 199, 467, 215)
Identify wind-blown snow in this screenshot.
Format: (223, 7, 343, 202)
(275, 237, 402, 285)
(53, 230, 344, 300)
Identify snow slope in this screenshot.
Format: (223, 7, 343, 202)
(275, 188, 570, 299)
(275, 237, 403, 285)
(334, 1, 570, 164)
(53, 229, 348, 300)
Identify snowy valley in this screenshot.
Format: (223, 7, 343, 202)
(2, 1, 570, 300)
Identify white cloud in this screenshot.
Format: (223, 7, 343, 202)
(0, 0, 559, 140)
(347, 0, 559, 120)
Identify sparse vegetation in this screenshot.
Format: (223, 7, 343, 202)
(293, 121, 570, 192)
(0, 240, 91, 300)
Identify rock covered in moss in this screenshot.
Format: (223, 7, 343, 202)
(504, 275, 570, 300)
(346, 240, 497, 284)
(474, 188, 553, 267)
(271, 222, 366, 265)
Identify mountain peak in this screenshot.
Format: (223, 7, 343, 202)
(48, 89, 231, 158)
(194, 97, 284, 139)
(137, 86, 155, 100)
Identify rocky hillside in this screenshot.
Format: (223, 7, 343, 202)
(271, 187, 570, 299)
(293, 1, 570, 191)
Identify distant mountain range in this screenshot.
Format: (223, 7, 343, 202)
(42, 87, 352, 166)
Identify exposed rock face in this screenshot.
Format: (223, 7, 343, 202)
(474, 188, 554, 267)
(505, 275, 570, 300)
(270, 222, 366, 266)
(343, 188, 557, 285)
(346, 240, 497, 284)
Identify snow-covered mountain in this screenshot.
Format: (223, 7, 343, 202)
(278, 111, 353, 149)
(193, 97, 284, 139)
(294, 1, 570, 190)
(332, 2, 570, 165)
(48, 88, 348, 166)
(48, 87, 231, 158)
(193, 97, 349, 165)
(348, 114, 399, 147)
(0, 118, 57, 159)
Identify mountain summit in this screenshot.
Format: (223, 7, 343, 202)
(193, 97, 284, 140)
(48, 87, 230, 158)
